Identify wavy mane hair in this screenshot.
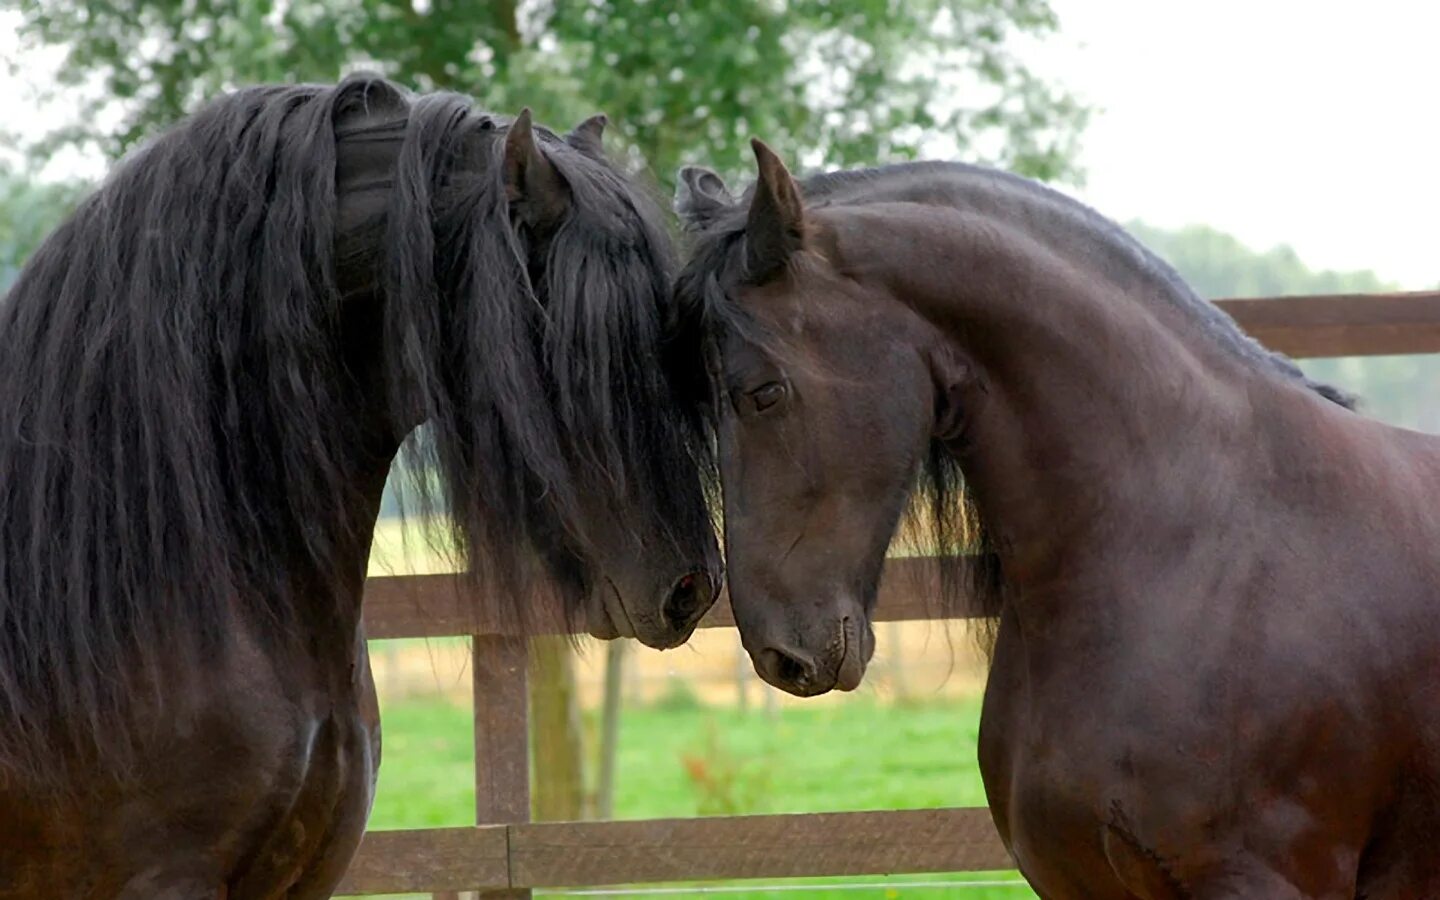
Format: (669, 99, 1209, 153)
(0, 74, 710, 781)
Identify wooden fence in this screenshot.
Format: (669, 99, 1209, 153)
(339, 291, 1440, 897)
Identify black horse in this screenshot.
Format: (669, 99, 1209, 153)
(0, 75, 719, 898)
(675, 143, 1440, 898)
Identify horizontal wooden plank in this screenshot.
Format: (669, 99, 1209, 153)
(362, 555, 972, 640)
(336, 826, 509, 895)
(510, 808, 1012, 887)
(362, 572, 575, 640)
(361, 291, 1440, 640)
(1217, 291, 1440, 358)
(337, 808, 1011, 894)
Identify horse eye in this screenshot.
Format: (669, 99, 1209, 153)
(749, 381, 786, 412)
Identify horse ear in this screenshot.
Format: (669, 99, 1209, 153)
(566, 113, 607, 156)
(674, 165, 735, 232)
(503, 108, 570, 229)
(745, 139, 805, 279)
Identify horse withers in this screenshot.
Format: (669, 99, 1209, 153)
(0, 76, 718, 898)
(673, 142, 1440, 897)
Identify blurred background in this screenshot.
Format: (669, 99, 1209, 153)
(2, 1, 1436, 897)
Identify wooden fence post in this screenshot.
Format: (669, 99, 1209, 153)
(471, 634, 531, 900)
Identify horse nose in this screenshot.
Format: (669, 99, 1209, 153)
(661, 568, 716, 634)
(755, 645, 821, 695)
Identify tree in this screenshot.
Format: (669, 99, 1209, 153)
(1125, 221, 1394, 300)
(6, 0, 1088, 191)
(0, 165, 84, 293)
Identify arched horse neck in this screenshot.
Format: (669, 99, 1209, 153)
(815, 166, 1358, 598)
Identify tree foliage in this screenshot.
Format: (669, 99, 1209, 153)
(1126, 221, 1394, 300)
(6, 0, 1088, 190)
(0, 166, 83, 292)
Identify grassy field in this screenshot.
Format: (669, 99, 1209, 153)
(360, 689, 1037, 899)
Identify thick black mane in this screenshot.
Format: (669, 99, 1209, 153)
(0, 74, 705, 781)
(379, 87, 713, 614)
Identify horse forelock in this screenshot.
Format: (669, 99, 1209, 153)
(382, 91, 713, 641)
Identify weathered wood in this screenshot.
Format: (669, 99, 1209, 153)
(335, 826, 508, 894)
(473, 635, 531, 899)
(473, 635, 531, 824)
(338, 808, 1009, 894)
(362, 575, 568, 639)
(510, 807, 1010, 887)
(1217, 291, 1440, 358)
(364, 556, 964, 640)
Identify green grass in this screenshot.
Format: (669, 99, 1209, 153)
(363, 693, 1036, 899)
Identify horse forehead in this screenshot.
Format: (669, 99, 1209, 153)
(744, 260, 869, 326)
(736, 281, 810, 338)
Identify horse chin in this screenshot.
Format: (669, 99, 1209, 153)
(833, 615, 872, 692)
(585, 577, 636, 641)
(585, 612, 621, 641)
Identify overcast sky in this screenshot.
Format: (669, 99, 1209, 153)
(3, 2, 1435, 288)
(1035, 0, 1437, 289)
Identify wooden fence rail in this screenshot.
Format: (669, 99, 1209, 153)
(342, 291, 1440, 897)
(1217, 291, 1440, 358)
(338, 809, 1011, 894)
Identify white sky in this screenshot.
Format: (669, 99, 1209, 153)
(2, 2, 1436, 288)
(1035, 0, 1438, 288)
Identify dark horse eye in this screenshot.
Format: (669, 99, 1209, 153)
(748, 381, 787, 412)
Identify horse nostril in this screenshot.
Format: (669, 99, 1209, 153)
(758, 647, 814, 691)
(776, 652, 807, 686)
(661, 570, 715, 632)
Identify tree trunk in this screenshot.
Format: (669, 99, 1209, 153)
(528, 636, 585, 821)
(594, 639, 626, 819)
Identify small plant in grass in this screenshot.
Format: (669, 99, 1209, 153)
(678, 720, 772, 816)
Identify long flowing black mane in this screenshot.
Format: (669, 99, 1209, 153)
(672, 160, 1356, 635)
(0, 74, 708, 781)
(379, 88, 713, 610)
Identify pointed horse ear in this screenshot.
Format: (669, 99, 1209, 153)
(674, 165, 735, 232)
(503, 108, 570, 230)
(745, 139, 805, 280)
(566, 113, 607, 157)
